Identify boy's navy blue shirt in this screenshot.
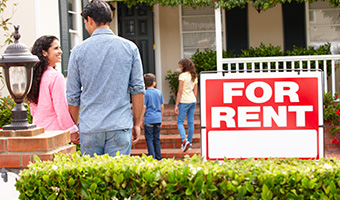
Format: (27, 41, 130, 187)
(144, 88, 164, 124)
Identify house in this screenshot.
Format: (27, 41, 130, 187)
(1, 0, 339, 102)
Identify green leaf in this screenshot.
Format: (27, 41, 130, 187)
(47, 193, 57, 200)
(194, 176, 204, 191)
(329, 181, 337, 194)
(246, 183, 254, 193)
(68, 177, 75, 186)
(261, 184, 273, 200)
(90, 183, 97, 192)
(185, 182, 194, 195)
(81, 187, 90, 198)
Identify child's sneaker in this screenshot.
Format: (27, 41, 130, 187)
(181, 139, 190, 152)
(188, 144, 192, 150)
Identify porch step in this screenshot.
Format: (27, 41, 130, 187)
(131, 148, 201, 159)
(132, 104, 201, 159)
(131, 133, 201, 149)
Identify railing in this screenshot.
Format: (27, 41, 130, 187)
(221, 54, 340, 97)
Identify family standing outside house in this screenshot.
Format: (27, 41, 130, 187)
(27, 0, 198, 159)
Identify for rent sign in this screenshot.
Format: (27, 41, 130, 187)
(200, 71, 324, 160)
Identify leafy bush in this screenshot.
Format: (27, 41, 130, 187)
(16, 153, 340, 200)
(323, 91, 340, 143)
(165, 69, 180, 95)
(240, 43, 283, 57)
(191, 48, 235, 77)
(190, 43, 332, 75)
(0, 96, 32, 128)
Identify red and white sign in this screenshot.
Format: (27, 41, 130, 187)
(200, 72, 324, 160)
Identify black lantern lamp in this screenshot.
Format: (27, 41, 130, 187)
(0, 25, 38, 130)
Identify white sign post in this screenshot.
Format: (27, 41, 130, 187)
(200, 71, 324, 160)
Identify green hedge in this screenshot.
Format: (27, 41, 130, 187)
(16, 153, 340, 200)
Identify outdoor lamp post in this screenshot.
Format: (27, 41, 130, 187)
(0, 25, 38, 130)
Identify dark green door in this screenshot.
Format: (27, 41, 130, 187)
(118, 3, 155, 74)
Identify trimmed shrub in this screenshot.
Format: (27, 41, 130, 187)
(16, 153, 340, 200)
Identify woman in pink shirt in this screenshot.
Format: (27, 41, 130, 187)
(27, 35, 79, 144)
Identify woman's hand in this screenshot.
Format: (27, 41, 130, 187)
(175, 106, 179, 115)
(70, 132, 80, 144)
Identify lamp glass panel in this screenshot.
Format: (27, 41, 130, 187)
(8, 66, 27, 98)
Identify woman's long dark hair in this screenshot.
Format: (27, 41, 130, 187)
(178, 58, 197, 82)
(27, 35, 58, 104)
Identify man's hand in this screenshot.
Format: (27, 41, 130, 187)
(70, 132, 80, 144)
(132, 125, 141, 145)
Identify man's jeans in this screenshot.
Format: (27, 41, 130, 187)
(144, 123, 162, 160)
(80, 129, 132, 157)
(177, 102, 196, 143)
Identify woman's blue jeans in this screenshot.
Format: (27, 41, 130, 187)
(177, 102, 196, 143)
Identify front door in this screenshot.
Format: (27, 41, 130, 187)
(118, 3, 155, 74)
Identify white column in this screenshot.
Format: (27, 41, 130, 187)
(153, 5, 162, 91)
(75, 0, 83, 44)
(34, 0, 40, 38)
(215, 6, 223, 71)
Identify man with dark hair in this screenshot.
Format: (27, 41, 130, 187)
(66, 0, 145, 157)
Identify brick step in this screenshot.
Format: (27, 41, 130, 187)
(160, 121, 201, 135)
(134, 104, 202, 159)
(141, 121, 201, 135)
(132, 134, 201, 149)
(131, 148, 201, 159)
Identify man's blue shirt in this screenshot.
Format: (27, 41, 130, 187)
(66, 28, 145, 133)
(144, 88, 164, 124)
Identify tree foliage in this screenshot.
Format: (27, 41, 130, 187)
(0, 0, 17, 49)
(110, 0, 340, 11)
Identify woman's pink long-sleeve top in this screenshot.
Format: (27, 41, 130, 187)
(30, 66, 78, 133)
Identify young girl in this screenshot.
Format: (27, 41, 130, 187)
(175, 58, 198, 152)
(27, 35, 79, 144)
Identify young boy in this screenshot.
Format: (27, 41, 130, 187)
(142, 73, 164, 160)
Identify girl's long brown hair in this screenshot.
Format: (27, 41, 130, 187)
(178, 58, 197, 82)
(27, 35, 58, 104)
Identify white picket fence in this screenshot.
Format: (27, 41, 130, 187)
(220, 54, 340, 97)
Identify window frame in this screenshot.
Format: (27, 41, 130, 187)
(179, 5, 225, 58)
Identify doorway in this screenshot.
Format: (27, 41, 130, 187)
(118, 3, 155, 74)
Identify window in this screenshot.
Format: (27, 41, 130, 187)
(68, 0, 82, 49)
(59, 0, 85, 75)
(308, 1, 340, 53)
(180, 6, 217, 58)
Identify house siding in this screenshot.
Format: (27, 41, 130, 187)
(159, 6, 181, 103)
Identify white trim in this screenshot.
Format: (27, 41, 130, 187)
(215, 7, 223, 71)
(113, 2, 118, 34)
(153, 4, 162, 91)
(34, 0, 40, 38)
(179, 5, 184, 58)
(75, 0, 83, 44)
(305, 1, 310, 47)
(222, 9, 226, 50)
